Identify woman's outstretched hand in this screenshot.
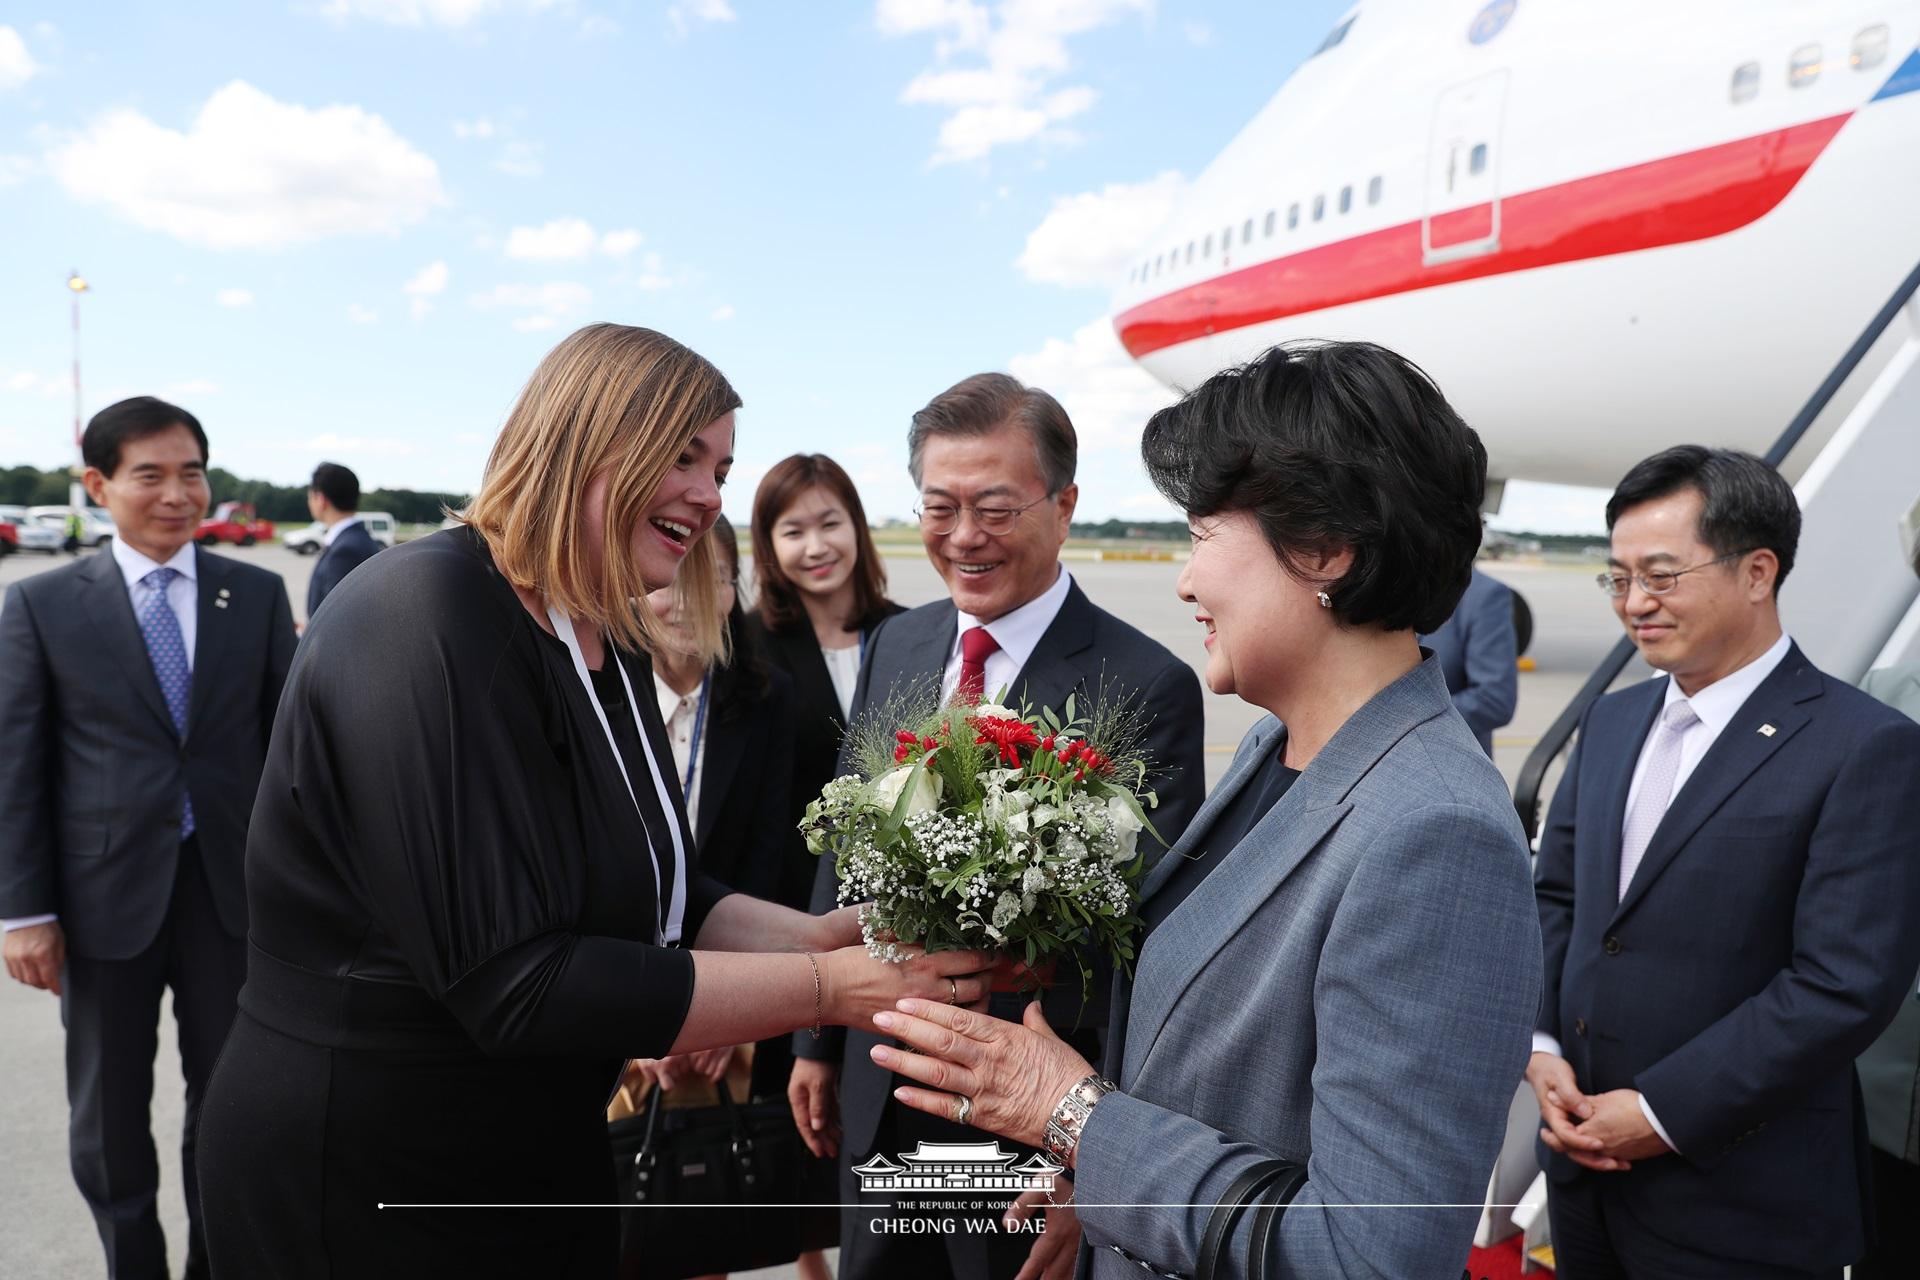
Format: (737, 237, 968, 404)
(869, 999, 1092, 1151)
(819, 944, 992, 1029)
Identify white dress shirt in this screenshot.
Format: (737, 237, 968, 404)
(1535, 631, 1793, 1152)
(938, 565, 1074, 704)
(321, 513, 363, 547)
(3, 538, 200, 934)
(821, 643, 861, 721)
(654, 670, 711, 827)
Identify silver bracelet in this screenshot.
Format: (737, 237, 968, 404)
(1043, 1073, 1117, 1166)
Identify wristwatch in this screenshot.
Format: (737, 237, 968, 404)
(1043, 1073, 1118, 1166)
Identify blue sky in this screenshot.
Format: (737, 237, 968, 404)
(0, 1, 1606, 530)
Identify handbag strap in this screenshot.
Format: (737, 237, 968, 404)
(1247, 1163, 1309, 1280)
(1197, 1160, 1289, 1280)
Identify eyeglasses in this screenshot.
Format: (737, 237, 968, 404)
(914, 495, 1054, 537)
(1596, 549, 1755, 597)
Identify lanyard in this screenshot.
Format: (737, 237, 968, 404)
(547, 605, 687, 945)
(680, 670, 711, 803)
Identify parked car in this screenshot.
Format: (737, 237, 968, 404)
(28, 505, 115, 550)
(282, 511, 397, 554)
(0, 505, 66, 553)
(197, 501, 275, 547)
(0, 520, 14, 556)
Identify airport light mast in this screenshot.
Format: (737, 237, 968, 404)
(67, 270, 88, 510)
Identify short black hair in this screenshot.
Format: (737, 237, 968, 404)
(908, 372, 1077, 495)
(82, 397, 208, 478)
(1605, 446, 1799, 593)
(1142, 341, 1486, 634)
(310, 461, 361, 513)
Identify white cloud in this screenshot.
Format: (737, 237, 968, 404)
(710, 303, 735, 322)
(0, 26, 38, 90)
(320, 0, 557, 28)
(404, 259, 450, 320)
(881, 0, 1148, 164)
(666, 0, 737, 37)
(632, 250, 672, 292)
(505, 216, 598, 261)
(0, 153, 34, 187)
(215, 287, 254, 308)
(1017, 170, 1184, 288)
(600, 228, 643, 258)
(280, 431, 420, 457)
(493, 138, 543, 178)
(452, 116, 495, 139)
(470, 280, 593, 328)
(1008, 313, 1177, 460)
(2, 369, 65, 399)
(47, 81, 444, 250)
(347, 303, 380, 325)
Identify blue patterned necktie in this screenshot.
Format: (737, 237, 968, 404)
(137, 567, 196, 839)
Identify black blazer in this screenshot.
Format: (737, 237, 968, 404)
(748, 604, 904, 883)
(0, 546, 297, 959)
(1535, 643, 1920, 1272)
(306, 519, 380, 620)
(797, 577, 1207, 1163)
(689, 659, 799, 906)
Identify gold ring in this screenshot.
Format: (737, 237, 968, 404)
(954, 1095, 974, 1126)
(946, 977, 959, 1005)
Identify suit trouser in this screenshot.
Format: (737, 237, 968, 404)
(61, 837, 246, 1280)
(1547, 1173, 1841, 1280)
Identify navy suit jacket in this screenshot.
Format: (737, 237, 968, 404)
(1535, 643, 1920, 1271)
(1418, 567, 1516, 755)
(306, 519, 380, 620)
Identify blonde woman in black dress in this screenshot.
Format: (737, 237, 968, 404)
(198, 325, 988, 1278)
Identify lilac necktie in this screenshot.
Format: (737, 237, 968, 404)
(137, 568, 196, 839)
(1618, 700, 1699, 901)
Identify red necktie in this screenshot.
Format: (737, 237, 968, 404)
(955, 626, 1000, 704)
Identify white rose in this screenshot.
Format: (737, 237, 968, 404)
(871, 764, 943, 817)
(1105, 795, 1143, 861)
(971, 702, 1021, 723)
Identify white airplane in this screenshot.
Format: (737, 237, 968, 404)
(1113, 0, 1920, 502)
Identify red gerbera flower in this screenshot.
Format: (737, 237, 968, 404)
(970, 714, 1040, 767)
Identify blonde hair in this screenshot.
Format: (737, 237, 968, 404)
(461, 323, 741, 660)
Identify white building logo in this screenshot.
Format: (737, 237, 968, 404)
(853, 1142, 1063, 1193)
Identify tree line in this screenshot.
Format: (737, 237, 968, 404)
(0, 465, 469, 526)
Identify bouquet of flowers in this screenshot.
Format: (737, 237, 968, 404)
(799, 680, 1164, 999)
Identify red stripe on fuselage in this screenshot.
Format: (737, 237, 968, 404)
(1116, 113, 1851, 359)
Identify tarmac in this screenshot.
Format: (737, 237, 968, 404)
(0, 538, 1632, 1277)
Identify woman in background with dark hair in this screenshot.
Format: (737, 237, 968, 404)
(869, 341, 1542, 1280)
(748, 454, 902, 909)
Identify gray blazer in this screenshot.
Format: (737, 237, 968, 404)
(1075, 655, 1541, 1280)
(1858, 661, 1920, 1164)
(0, 545, 296, 959)
(800, 577, 1207, 1163)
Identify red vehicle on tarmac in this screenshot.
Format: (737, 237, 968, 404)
(196, 501, 275, 547)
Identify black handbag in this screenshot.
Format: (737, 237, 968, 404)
(1195, 1157, 1309, 1280)
(610, 1075, 835, 1280)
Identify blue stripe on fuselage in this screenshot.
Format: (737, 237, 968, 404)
(1871, 48, 1920, 101)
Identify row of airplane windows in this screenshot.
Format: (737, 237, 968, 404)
(1738, 24, 1895, 101)
(1127, 171, 1397, 286)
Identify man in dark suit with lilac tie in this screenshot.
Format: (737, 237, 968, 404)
(1530, 447, 1920, 1279)
(0, 397, 296, 1280)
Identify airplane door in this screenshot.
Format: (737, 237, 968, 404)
(1423, 69, 1509, 264)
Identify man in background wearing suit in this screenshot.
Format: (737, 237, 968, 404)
(304, 460, 379, 619)
(0, 397, 297, 1280)
(1531, 446, 1920, 1279)
(1420, 564, 1517, 755)
(789, 373, 1206, 1280)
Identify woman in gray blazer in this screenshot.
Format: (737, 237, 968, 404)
(871, 342, 1543, 1280)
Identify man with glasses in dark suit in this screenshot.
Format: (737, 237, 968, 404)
(788, 373, 1205, 1280)
(0, 397, 296, 1280)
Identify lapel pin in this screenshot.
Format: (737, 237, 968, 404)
(218, 587, 231, 599)
(1757, 723, 1776, 737)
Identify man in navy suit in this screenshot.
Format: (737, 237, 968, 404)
(304, 461, 379, 619)
(1419, 564, 1517, 755)
(1531, 446, 1920, 1278)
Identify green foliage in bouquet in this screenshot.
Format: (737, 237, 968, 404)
(799, 676, 1166, 1000)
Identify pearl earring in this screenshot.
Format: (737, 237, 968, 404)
(1316, 590, 1332, 609)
